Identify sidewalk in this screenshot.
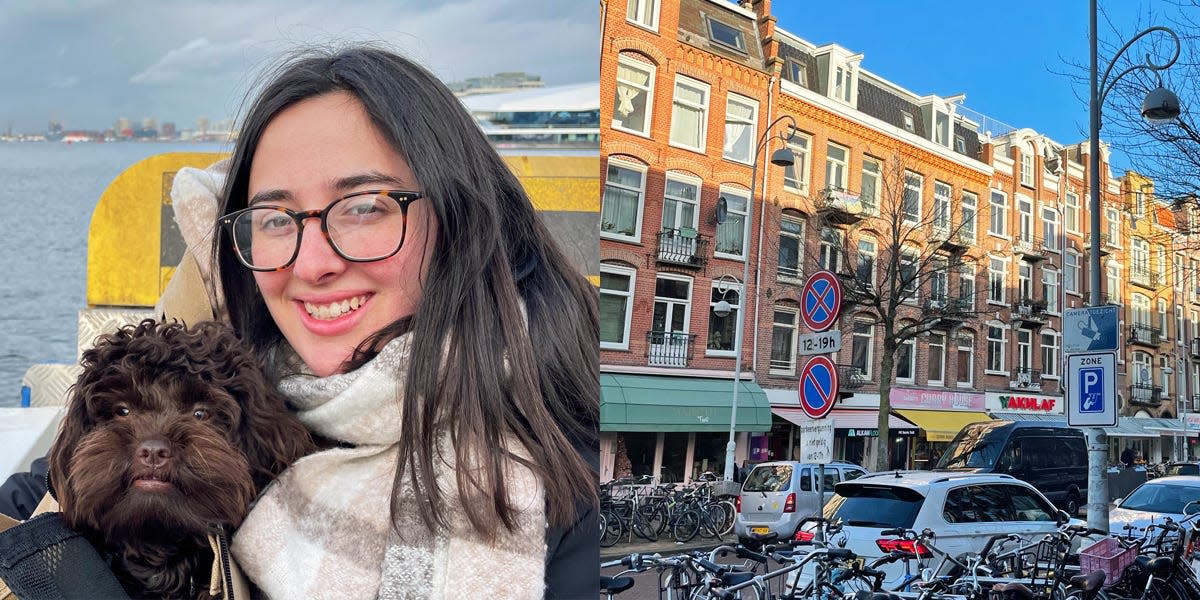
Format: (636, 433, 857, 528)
(600, 533, 738, 562)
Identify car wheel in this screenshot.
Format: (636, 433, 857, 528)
(1066, 492, 1080, 516)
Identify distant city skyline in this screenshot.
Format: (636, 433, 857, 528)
(0, 1, 597, 134)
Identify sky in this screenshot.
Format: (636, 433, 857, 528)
(773, 0, 1178, 175)
(0, 0, 598, 134)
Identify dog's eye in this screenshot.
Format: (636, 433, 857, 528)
(192, 408, 209, 420)
(113, 406, 130, 417)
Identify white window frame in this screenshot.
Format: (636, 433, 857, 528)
(625, 0, 660, 31)
(1041, 330, 1060, 378)
(957, 332, 975, 387)
(928, 331, 947, 387)
(723, 93, 758, 164)
(1106, 262, 1122, 303)
(989, 189, 1008, 238)
(669, 75, 709, 153)
(1159, 298, 1170, 336)
(860, 156, 881, 215)
(1020, 152, 1034, 187)
(1132, 351, 1152, 385)
(661, 171, 701, 233)
(857, 236, 877, 287)
(1065, 250, 1082, 295)
(988, 256, 1008, 305)
(1132, 238, 1150, 284)
(600, 264, 637, 350)
(960, 263, 976, 310)
(1105, 207, 1121, 247)
(1042, 206, 1059, 252)
(769, 308, 800, 375)
(825, 142, 849, 191)
(896, 337, 916, 384)
(706, 279, 742, 358)
(1017, 329, 1033, 370)
(714, 186, 750, 260)
(601, 158, 646, 243)
(1043, 267, 1060, 314)
(852, 320, 874, 378)
(1065, 191, 1080, 234)
(782, 134, 813, 194)
(1132, 294, 1151, 327)
(777, 212, 805, 281)
(902, 171, 923, 225)
(1017, 195, 1034, 245)
(612, 56, 655, 137)
(933, 180, 952, 234)
(819, 227, 844, 273)
(960, 190, 977, 243)
(986, 324, 1008, 375)
(900, 247, 920, 303)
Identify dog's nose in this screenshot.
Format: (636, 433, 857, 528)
(136, 440, 172, 468)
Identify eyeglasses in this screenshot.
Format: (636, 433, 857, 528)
(219, 190, 423, 271)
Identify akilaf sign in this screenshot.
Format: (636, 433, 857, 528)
(997, 394, 1056, 412)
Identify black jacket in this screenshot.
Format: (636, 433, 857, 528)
(0, 457, 47, 520)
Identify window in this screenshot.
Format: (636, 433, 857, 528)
(600, 265, 636, 349)
(1065, 192, 1080, 234)
(613, 57, 655, 136)
(1158, 246, 1169, 284)
(1192, 310, 1198, 342)
(959, 264, 976, 310)
(782, 135, 812, 194)
(661, 173, 700, 233)
(987, 325, 1007, 374)
(1065, 250, 1081, 294)
(900, 248, 919, 301)
(1017, 329, 1032, 370)
(1042, 207, 1059, 251)
(1177, 306, 1185, 344)
(897, 338, 915, 383)
(826, 142, 848, 191)
(930, 258, 948, 302)
(1193, 260, 1199, 301)
(852, 320, 873, 378)
(1018, 263, 1032, 300)
(707, 281, 741, 354)
(1176, 256, 1184, 292)
(1106, 262, 1121, 303)
(651, 275, 692, 366)
(1132, 351, 1152, 384)
(1132, 294, 1151, 327)
(901, 111, 915, 132)
(820, 227, 843, 273)
(1020, 152, 1034, 187)
(625, 0, 659, 30)
(669, 75, 709, 151)
(715, 187, 749, 258)
(960, 191, 977, 243)
(957, 332, 975, 386)
(1105, 207, 1120, 247)
(934, 111, 950, 147)
(788, 60, 808, 87)
(857, 237, 877, 286)
(777, 213, 805, 280)
(1043, 268, 1059, 313)
(929, 332, 946, 386)
(1016, 195, 1034, 244)
(903, 171, 923, 225)
(944, 485, 1055, 523)
(933, 181, 951, 233)
(1041, 331, 1059, 377)
(1160, 355, 1171, 396)
(1134, 188, 1147, 218)
(989, 257, 1007, 304)
(954, 134, 967, 154)
(770, 309, 799, 375)
(860, 156, 881, 215)
(723, 94, 757, 163)
(1132, 238, 1150, 283)
(707, 17, 746, 53)
(601, 159, 645, 241)
(1158, 298, 1169, 336)
(989, 190, 1008, 236)
(833, 66, 851, 102)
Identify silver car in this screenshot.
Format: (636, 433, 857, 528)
(1109, 475, 1200, 538)
(734, 461, 867, 545)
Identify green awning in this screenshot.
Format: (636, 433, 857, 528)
(601, 373, 772, 432)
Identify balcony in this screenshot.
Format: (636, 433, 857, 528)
(816, 187, 864, 224)
(1128, 323, 1162, 347)
(1100, 233, 1118, 256)
(930, 227, 972, 253)
(1129, 383, 1163, 407)
(1101, 292, 1120, 306)
(838, 364, 868, 391)
(1013, 235, 1047, 261)
(645, 331, 696, 368)
(1191, 338, 1200, 359)
(1010, 367, 1042, 391)
(655, 228, 708, 269)
(1011, 297, 1048, 328)
(1130, 265, 1161, 290)
(926, 295, 972, 324)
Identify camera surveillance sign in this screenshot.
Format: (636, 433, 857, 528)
(1063, 306, 1118, 354)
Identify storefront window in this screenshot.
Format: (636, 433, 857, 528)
(693, 432, 728, 481)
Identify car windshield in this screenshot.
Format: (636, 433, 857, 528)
(1165, 464, 1199, 477)
(743, 465, 793, 493)
(1119, 482, 1200, 514)
(824, 484, 924, 528)
(936, 427, 1002, 469)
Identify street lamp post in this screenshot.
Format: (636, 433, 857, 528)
(719, 114, 798, 482)
(1087, 0, 1181, 531)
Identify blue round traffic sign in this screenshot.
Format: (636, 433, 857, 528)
(801, 271, 842, 332)
(798, 355, 839, 419)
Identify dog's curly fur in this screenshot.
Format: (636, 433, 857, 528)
(48, 319, 314, 599)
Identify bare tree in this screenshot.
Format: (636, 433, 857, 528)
(809, 153, 992, 472)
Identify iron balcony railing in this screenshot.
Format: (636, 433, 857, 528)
(838, 364, 868, 390)
(816, 187, 865, 224)
(1128, 323, 1162, 346)
(1129, 383, 1163, 407)
(1011, 367, 1042, 390)
(1013, 235, 1046, 260)
(645, 331, 696, 368)
(655, 228, 708, 268)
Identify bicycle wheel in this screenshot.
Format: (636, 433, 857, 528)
(698, 503, 724, 538)
(643, 503, 669, 537)
(672, 510, 700, 543)
(633, 510, 658, 542)
(600, 508, 624, 547)
(714, 499, 736, 535)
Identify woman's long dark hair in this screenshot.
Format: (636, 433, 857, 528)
(213, 46, 598, 538)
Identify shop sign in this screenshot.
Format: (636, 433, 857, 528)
(985, 392, 1064, 415)
(890, 388, 985, 411)
(845, 428, 918, 437)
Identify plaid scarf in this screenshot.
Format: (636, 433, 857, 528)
(231, 334, 547, 599)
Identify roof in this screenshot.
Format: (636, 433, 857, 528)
(1142, 476, 1200, 487)
(847, 470, 1017, 490)
(459, 82, 599, 113)
(1156, 205, 1177, 228)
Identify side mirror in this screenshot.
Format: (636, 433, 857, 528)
(1056, 509, 1071, 525)
(1185, 501, 1200, 516)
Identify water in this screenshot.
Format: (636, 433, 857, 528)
(0, 142, 229, 407)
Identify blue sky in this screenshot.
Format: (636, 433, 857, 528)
(773, 0, 1170, 174)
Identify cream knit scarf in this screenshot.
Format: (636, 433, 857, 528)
(231, 333, 547, 599)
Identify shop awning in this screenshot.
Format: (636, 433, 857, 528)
(1104, 417, 1151, 438)
(600, 373, 772, 432)
(773, 408, 913, 431)
(1141, 417, 1200, 437)
(895, 410, 993, 442)
(989, 412, 1067, 422)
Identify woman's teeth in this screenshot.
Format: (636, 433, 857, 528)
(304, 295, 366, 320)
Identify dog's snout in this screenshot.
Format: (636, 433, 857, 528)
(136, 440, 172, 467)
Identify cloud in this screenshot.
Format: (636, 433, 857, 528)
(48, 76, 78, 89)
(130, 37, 257, 85)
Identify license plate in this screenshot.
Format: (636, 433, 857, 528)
(751, 527, 770, 535)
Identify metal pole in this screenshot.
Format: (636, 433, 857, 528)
(725, 156, 759, 481)
(1087, 0, 1110, 532)
(817, 463, 826, 543)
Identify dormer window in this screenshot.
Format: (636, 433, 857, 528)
(788, 60, 809, 87)
(834, 67, 851, 102)
(955, 134, 967, 154)
(934, 111, 949, 146)
(901, 111, 915, 133)
(707, 17, 746, 54)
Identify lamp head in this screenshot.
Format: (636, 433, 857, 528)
(714, 299, 732, 318)
(770, 147, 795, 167)
(1142, 86, 1181, 124)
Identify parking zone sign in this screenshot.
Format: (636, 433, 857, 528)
(1067, 352, 1116, 427)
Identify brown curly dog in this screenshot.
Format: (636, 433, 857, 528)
(47, 319, 314, 598)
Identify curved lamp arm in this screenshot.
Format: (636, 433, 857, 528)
(1098, 26, 1180, 107)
